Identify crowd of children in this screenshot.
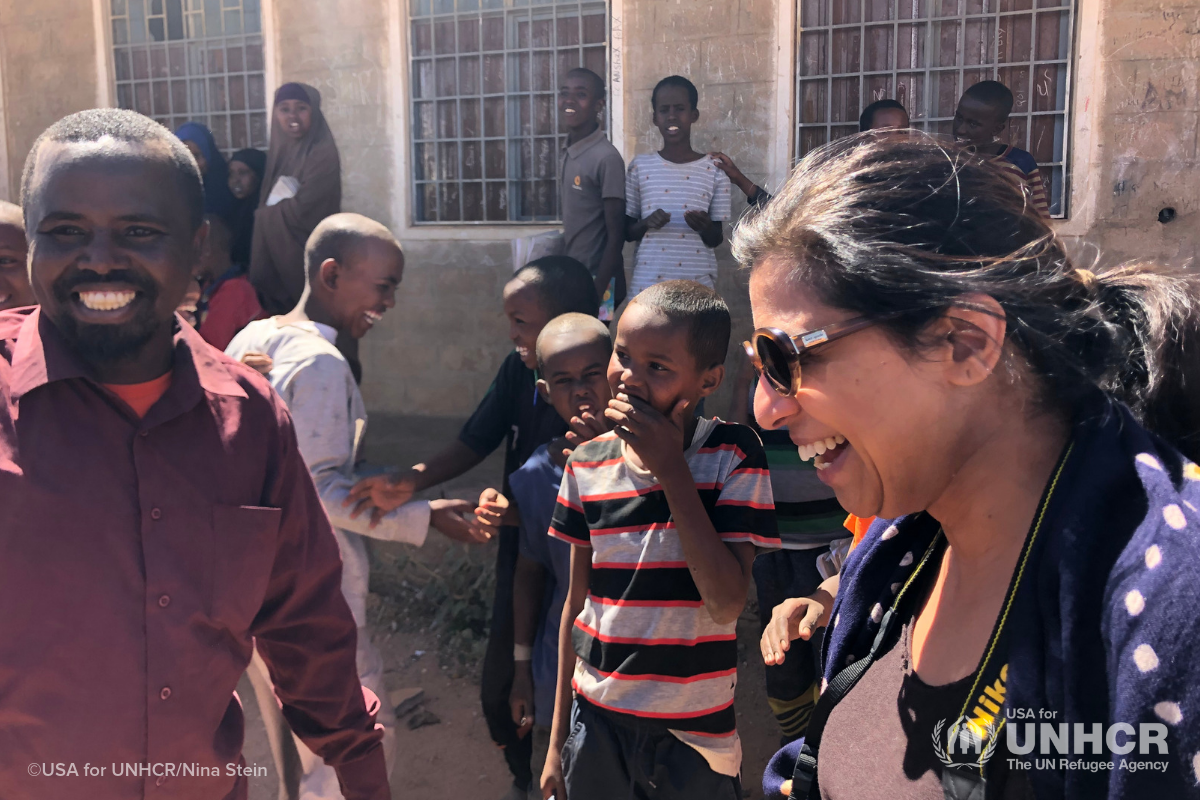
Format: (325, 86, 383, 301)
(0, 66, 1056, 800)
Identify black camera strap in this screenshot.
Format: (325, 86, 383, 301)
(789, 442, 1073, 800)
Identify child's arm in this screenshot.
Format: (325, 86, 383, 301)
(760, 573, 838, 666)
(605, 394, 753, 625)
(511, 553, 546, 739)
(595, 198, 627, 299)
(542, 544, 591, 800)
(683, 210, 723, 248)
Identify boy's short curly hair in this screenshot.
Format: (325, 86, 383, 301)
(630, 280, 730, 369)
(513, 256, 600, 319)
(651, 75, 698, 111)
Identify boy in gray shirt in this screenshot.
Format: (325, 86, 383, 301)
(227, 213, 487, 799)
(559, 67, 626, 321)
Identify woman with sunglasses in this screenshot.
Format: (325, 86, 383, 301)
(736, 134, 1200, 800)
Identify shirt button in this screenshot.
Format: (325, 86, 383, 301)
(158, 595, 170, 608)
(156, 775, 166, 787)
(140, 430, 149, 438)
(150, 508, 162, 520)
(160, 686, 171, 700)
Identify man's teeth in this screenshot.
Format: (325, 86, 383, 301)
(667, 126, 679, 132)
(364, 310, 382, 325)
(0, 294, 9, 304)
(78, 290, 136, 311)
(798, 434, 847, 463)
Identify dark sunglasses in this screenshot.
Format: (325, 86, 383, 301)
(743, 316, 888, 397)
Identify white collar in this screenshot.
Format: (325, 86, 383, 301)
(273, 316, 339, 345)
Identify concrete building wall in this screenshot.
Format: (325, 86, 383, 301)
(0, 0, 1196, 416)
(0, 0, 102, 200)
(1061, 0, 1199, 267)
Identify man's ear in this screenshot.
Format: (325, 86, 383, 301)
(536, 378, 551, 404)
(690, 107, 700, 124)
(192, 218, 210, 260)
(933, 293, 1007, 388)
(697, 363, 726, 399)
(318, 257, 341, 291)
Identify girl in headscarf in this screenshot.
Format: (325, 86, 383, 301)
(250, 82, 342, 315)
(175, 122, 237, 224)
(227, 147, 266, 268)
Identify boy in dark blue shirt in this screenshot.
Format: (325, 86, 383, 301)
(472, 313, 614, 790)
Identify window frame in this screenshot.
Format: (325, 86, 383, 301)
(102, 0, 274, 158)
(789, 0, 1079, 219)
(403, 0, 615, 228)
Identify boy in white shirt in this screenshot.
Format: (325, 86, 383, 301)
(227, 213, 487, 799)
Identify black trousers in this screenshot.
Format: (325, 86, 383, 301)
(561, 698, 742, 800)
(480, 525, 534, 789)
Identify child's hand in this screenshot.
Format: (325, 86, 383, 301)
(760, 591, 833, 666)
(509, 661, 535, 739)
(645, 208, 671, 230)
(605, 393, 689, 478)
(708, 151, 746, 183)
(471, 488, 509, 540)
(345, 468, 419, 527)
(541, 751, 566, 800)
(240, 351, 274, 377)
(683, 209, 713, 232)
(431, 498, 491, 544)
(563, 411, 610, 457)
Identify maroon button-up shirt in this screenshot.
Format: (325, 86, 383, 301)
(0, 307, 388, 800)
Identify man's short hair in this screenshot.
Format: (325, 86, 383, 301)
(963, 80, 1015, 119)
(305, 213, 400, 283)
(859, 98, 908, 132)
(20, 108, 204, 229)
(652, 75, 699, 111)
(0, 200, 22, 228)
(566, 67, 606, 101)
(536, 312, 612, 371)
(513, 256, 599, 318)
(630, 280, 730, 369)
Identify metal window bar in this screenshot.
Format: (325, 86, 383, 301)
(110, 0, 268, 158)
(795, 0, 1076, 217)
(409, 0, 609, 225)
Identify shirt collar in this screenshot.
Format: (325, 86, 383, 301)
(565, 126, 607, 159)
(9, 306, 247, 404)
(275, 317, 338, 346)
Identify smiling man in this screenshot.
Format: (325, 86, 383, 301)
(0, 109, 389, 799)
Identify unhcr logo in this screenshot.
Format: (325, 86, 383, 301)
(932, 716, 1003, 770)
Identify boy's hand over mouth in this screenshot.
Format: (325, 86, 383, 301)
(605, 393, 690, 478)
(563, 410, 610, 457)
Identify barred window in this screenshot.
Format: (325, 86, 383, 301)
(409, 0, 608, 224)
(795, 0, 1076, 216)
(110, 0, 269, 156)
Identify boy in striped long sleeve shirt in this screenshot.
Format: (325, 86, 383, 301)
(540, 281, 780, 800)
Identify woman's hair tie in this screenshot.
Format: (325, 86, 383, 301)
(1074, 268, 1099, 293)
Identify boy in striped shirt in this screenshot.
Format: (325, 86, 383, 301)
(541, 281, 779, 800)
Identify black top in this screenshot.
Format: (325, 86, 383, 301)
(458, 350, 569, 494)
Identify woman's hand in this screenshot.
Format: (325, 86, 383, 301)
(761, 590, 833, 666)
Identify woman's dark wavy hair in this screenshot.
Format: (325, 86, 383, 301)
(732, 132, 1200, 460)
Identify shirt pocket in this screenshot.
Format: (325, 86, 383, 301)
(210, 504, 282, 630)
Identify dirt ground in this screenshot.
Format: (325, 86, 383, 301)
(240, 414, 786, 800)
